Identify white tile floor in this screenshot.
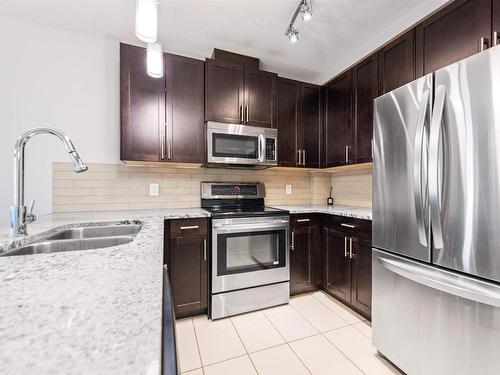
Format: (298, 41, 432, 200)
(176, 291, 402, 375)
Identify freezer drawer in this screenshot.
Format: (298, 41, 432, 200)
(372, 249, 500, 375)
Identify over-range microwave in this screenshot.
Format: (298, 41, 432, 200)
(206, 121, 278, 169)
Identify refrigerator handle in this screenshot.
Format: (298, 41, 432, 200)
(413, 89, 430, 247)
(429, 85, 446, 249)
(377, 254, 500, 308)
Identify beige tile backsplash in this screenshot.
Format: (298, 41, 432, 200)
(331, 169, 372, 208)
(52, 162, 372, 213)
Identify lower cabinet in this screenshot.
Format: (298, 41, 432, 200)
(290, 215, 322, 295)
(322, 216, 372, 318)
(164, 218, 208, 318)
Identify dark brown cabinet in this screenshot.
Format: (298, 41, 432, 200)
(277, 79, 321, 168)
(416, 0, 492, 76)
(324, 71, 353, 167)
(120, 43, 205, 164)
(290, 215, 322, 295)
(378, 30, 415, 95)
(164, 53, 205, 163)
(353, 54, 378, 164)
(165, 218, 208, 318)
(120, 43, 163, 162)
(205, 59, 277, 128)
(322, 216, 372, 318)
(494, 0, 500, 46)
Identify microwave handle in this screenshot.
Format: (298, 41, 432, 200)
(258, 135, 266, 163)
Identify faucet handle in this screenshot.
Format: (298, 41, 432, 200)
(26, 200, 36, 224)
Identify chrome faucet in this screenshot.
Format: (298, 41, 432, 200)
(11, 127, 88, 237)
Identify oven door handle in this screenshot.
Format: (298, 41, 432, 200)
(213, 222, 288, 231)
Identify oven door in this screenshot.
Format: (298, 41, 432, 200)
(211, 216, 290, 293)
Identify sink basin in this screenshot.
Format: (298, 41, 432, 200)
(44, 224, 142, 240)
(1, 222, 142, 257)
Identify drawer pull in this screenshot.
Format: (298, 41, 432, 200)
(296, 219, 310, 223)
(341, 223, 356, 229)
(203, 238, 207, 261)
(180, 225, 199, 230)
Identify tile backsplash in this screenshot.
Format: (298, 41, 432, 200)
(52, 162, 334, 213)
(331, 169, 372, 208)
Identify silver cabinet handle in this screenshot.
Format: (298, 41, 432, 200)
(349, 237, 354, 258)
(345, 145, 349, 163)
(203, 238, 207, 261)
(296, 218, 310, 223)
(240, 105, 244, 123)
(480, 37, 489, 51)
(291, 231, 295, 251)
(161, 124, 165, 159)
(180, 225, 199, 230)
(371, 138, 374, 159)
(494, 31, 499, 47)
(413, 89, 430, 247)
(245, 105, 249, 123)
(429, 85, 446, 249)
(341, 223, 356, 229)
(344, 237, 348, 258)
(298, 149, 302, 166)
(302, 150, 306, 166)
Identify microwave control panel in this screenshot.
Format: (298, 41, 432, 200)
(265, 138, 276, 161)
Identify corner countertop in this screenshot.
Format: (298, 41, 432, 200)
(270, 205, 372, 220)
(0, 208, 210, 375)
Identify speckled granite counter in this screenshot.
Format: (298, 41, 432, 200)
(0, 208, 210, 375)
(270, 204, 372, 220)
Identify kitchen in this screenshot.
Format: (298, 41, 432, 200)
(1, 0, 499, 374)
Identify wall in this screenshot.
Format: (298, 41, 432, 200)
(0, 16, 120, 226)
(52, 162, 332, 212)
(331, 169, 372, 208)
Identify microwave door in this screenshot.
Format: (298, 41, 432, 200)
(208, 132, 260, 165)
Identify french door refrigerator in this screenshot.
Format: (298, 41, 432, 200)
(372, 45, 500, 375)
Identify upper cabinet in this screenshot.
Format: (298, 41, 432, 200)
(324, 71, 353, 168)
(494, 0, 500, 46)
(164, 53, 205, 163)
(120, 43, 205, 164)
(353, 54, 378, 164)
(378, 30, 415, 95)
(205, 58, 277, 128)
(416, 0, 492, 76)
(120, 43, 163, 162)
(277, 79, 321, 168)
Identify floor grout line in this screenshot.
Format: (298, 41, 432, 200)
(190, 317, 205, 370)
(321, 331, 368, 375)
(228, 316, 261, 375)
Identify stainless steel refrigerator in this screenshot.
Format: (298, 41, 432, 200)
(372, 45, 500, 375)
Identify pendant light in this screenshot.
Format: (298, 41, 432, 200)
(147, 42, 164, 78)
(135, 0, 158, 43)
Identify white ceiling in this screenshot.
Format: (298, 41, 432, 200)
(0, 0, 447, 84)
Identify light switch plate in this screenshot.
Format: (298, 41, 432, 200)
(149, 183, 160, 197)
(285, 184, 292, 195)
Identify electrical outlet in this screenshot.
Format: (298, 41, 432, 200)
(149, 183, 160, 197)
(285, 184, 292, 195)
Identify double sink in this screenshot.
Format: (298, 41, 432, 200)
(1, 221, 142, 257)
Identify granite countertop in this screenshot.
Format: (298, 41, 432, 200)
(271, 204, 372, 220)
(0, 208, 210, 375)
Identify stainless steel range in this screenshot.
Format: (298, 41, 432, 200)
(201, 182, 290, 319)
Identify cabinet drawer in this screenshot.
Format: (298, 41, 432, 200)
(291, 214, 320, 228)
(170, 218, 208, 238)
(323, 215, 371, 238)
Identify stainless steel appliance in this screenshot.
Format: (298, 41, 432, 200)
(206, 121, 278, 169)
(201, 182, 289, 319)
(373, 45, 500, 374)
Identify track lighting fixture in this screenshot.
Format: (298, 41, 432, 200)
(147, 42, 164, 78)
(135, 0, 158, 43)
(284, 0, 312, 43)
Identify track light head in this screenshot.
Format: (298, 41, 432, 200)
(286, 28, 299, 43)
(300, 0, 312, 21)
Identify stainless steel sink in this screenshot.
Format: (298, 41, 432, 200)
(1, 222, 142, 257)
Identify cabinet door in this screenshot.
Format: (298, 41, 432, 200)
(353, 54, 378, 164)
(120, 43, 163, 162)
(290, 216, 321, 295)
(379, 29, 415, 94)
(323, 227, 351, 302)
(205, 59, 244, 124)
(277, 78, 300, 167)
(494, 0, 500, 47)
(350, 236, 372, 318)
(165, 54, 205, 163)
(299, 83, 322, 168)
(325, 71, 353, 167)
(169, 235, 208, 317)
(244, 69, 277, 128)
(416, 0, 492, 76)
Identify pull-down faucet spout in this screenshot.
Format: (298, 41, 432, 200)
(11, 127, 88, 237)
